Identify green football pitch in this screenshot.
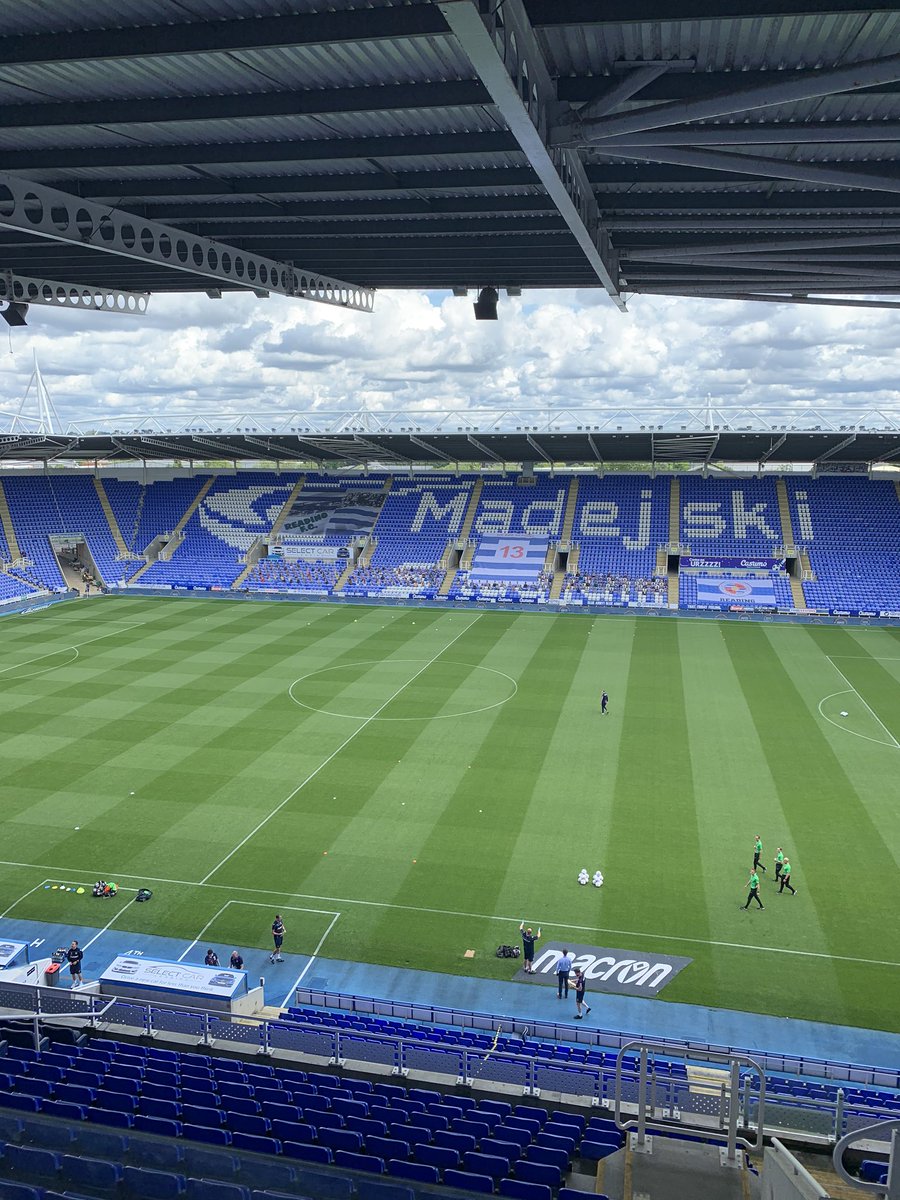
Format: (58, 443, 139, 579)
(1, 596, 898, 1034)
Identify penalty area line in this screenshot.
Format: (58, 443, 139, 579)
(280, 912, 341, 1008)
(1, 858, 897, 971)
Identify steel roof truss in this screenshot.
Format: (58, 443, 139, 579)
(0, 174, 375, 311)
(526, 433, 551, 463)
(438, 0, 624, 310)
(574, 51, 900, 142)
(758, 434, 787, 464)
(467, 434, 502, 463)
(815, 435, 857, 463)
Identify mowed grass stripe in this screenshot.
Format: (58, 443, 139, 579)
(0, 602, 380, 873)
(672, 621, 848, 1023)
(357, 615, 591, 970)
(495, 614, 636, 932)
(206, 611, 490, 892)
(722, 624, 897, 1023)
(299, 612, 559, 919)
(605, 619, 711, 941)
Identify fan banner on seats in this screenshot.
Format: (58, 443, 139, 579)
(282, 489, 385, 538)
(682, 556, 785, 571)
(695, 577, 778, 607)
(469, 536, 549, 580)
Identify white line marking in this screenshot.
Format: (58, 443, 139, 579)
(81, 896, 137, 951)
(0, 877, 50, 921)
(199, 615, 483, 884)
(1, 858, 896, 970)
(826, 656, 900, 749)
(176, 899, 339, 963)
(817, 690, 899, 749)
(281, 912, 341, 1006)
(287, 658, 517, 722)
(0, 623, 148, 677)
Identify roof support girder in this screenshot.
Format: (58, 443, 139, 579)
(468, 434, 502, 464)
(528, 0, 900, 23)
(758, 435, 787, 464)
(0, 7, 450, 66)
(597, 145, 900, 196)
(573, 51, 900, 142)
(410, 436, 454, 463)
(633, 289, 900, 308)
(0, 83, 491, 131)
(0, 174, 374, 311)
(590, 121, 900, 148)
(438, 0, 625, 310)
(526, 433, 552, 463)
(623, 233, 900, 260)
(815, 435, 857, 463)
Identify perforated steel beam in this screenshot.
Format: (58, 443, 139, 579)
(0, 174, 375, 311)
(588, 121, 900, 147)
(438, 0, 625, 311)
(1, 271, 149, 314)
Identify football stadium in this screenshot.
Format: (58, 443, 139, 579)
(2, 4, 900, 1200)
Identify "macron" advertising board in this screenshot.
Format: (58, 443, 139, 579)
(514, 942, 691, 996)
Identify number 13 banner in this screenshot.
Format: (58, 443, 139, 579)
(469, 536, 549, 580)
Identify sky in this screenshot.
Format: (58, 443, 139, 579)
(1, 287, 898, 430)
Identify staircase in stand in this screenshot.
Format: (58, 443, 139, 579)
(0, 479, 22, 561)
(268, 476, 306, 540)
(667, 476, 681, 607)
(172, 475, 217, 538)
(549, 477, 580, 600)
(93, 477, 130, 558)
(438, 481, 483, 597)
(333, 559, 357, 593)
(775, 477, 796, 546)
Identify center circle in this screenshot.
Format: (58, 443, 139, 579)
(287, 658, 517, 722)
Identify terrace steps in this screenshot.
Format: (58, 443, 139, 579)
(231, 561, 255, 589)
(268, 476, 305, 539)
(333, 558, 357, 592)
(127, 560, 153, 584)
(0, 479, 22, 560)
(559, 475, 579, 542)
(93, 477, 130, 557)
(172, 475, 217, 538)
(459, 478, 483, 541)
(439, 479, 483, 595)
(789, 575, 806, 609)
(775, 478, 796, 546)
(668, 477, 680, 607)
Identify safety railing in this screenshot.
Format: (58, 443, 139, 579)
(2, 982, 898, 1148)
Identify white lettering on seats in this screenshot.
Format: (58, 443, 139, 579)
(683, 502, 726, 539)
(522, 491, 565, 536)
(623, 489, 652, 551)
(579, 501, 619, 538)
(732, 491, 778, 541)
(474, 500, 514, 535)
(410, 491, 469, 534)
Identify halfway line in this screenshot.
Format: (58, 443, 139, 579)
(198, 615, 483, 885)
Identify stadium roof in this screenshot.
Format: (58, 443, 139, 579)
(3, 419, 900, 467)
(2, 1, 900, 319)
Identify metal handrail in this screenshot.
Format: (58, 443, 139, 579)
(614, 1039, 766, 1164)
(833, 1118, 899, 1197)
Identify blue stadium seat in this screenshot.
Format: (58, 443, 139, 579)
(181, 1150, 237, 1180)
(3, 1145, 61, 1182)
(318, 1128, 363, 1155)
(464, 1152, 508, 1180)
(355, 1180, 414, 1200)
(281, 1144, 332, 1166)
(499, 1179, 552, 1200)
(129, 1142, 186, 1172)
(443, 1169, 494, 1194)
(579, 1140, 620, 1162)
(388, 1161, 440, 1185)
(514, 1161, 561, 1188)
(230, 1134, 281, 1156)
(0, 1183, 43, 1200)
(123, 1167, 186, 1200)
(60, 1155, 122, 1191)
(334, 1151, 385, 1175)
(413, 1143, 459, 1172)
(182, 1126, 231, 1148)
(185, 1181, 249, 1200)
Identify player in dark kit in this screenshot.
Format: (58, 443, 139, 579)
(66, 940, 84, 988)
(269, 915, 286, 963)
(519, 922, 542, 973)
(600, 690, 609, 715)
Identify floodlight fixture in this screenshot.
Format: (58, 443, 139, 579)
(473, 287, 499, 320)
(1, 302, 28, 327)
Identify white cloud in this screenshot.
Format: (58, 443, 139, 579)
(1, 287, 899, 427)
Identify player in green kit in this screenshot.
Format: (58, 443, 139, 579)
(778, 858, 796, 895)
(743, 870, 764, 910)
(774, 847, 784, 882)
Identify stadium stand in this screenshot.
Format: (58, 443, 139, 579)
(785, 477, 900, 614)
(559, 475, 669, 607)
(3, 470, 900, 617)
